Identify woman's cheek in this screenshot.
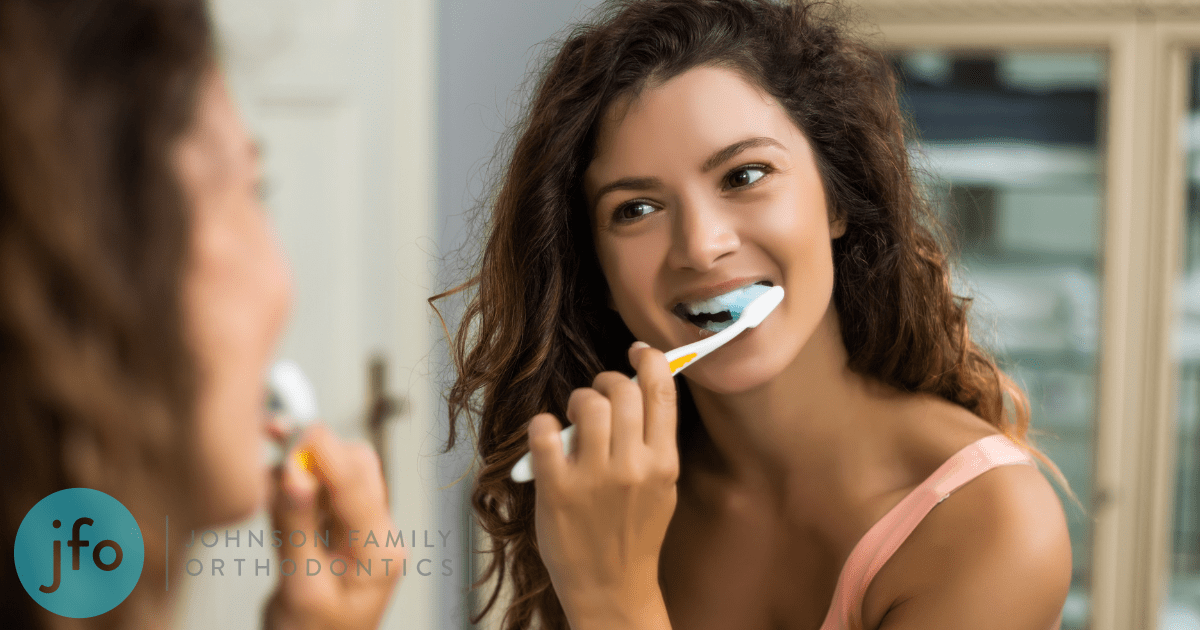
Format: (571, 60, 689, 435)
(182, 227, 275, 522)
(252, 210, 294, 340)
(606, 251, 666, 341)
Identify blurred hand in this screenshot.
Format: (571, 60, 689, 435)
(526, 341, 678, 627)
(263, 424, 403, 630)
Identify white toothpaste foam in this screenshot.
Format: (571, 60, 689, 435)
(682, 282, 771, 333)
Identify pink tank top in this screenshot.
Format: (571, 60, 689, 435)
(817, 434, 1063, 630)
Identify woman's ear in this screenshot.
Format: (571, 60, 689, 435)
(830, 213, 847, 239)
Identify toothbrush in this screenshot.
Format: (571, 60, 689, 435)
(509, 285, 784, 482)
(266, 360, 319, 466)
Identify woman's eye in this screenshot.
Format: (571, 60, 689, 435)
(726, 165, 768, 188)
(613, 201, 657, 222)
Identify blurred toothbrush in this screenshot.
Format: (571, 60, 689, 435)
(510, 285, 784, 482)
(266, 360, 319, 466)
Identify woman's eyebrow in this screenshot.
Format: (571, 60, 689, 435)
(701, 136, 785, 172)
(592, 176, 663, 207)
(590, 136, 785, 207)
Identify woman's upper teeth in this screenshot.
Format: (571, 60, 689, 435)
(680, 282, 770, 316)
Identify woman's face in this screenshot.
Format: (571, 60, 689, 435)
(584, 65, 845, 394)
(176, 71, 292, 524)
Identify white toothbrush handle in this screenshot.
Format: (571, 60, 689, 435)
(509, 335, 726, 483)
(509, 286, 783, 483)
(509, 324, 754, 482)
(510, 423, 576, 483)
(640, 319, 749, 379)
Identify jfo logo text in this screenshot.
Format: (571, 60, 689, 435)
(14, 488, 145, 618)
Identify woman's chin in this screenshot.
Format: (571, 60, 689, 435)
(683, 361, 780, 396)
(197, 465, 270, 527)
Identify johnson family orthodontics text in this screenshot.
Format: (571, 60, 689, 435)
(176, 528, 455, 581)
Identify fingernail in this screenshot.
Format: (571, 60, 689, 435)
(631, 341, 650, 350)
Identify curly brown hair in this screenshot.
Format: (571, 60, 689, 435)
(0, 0, 213, 626)
(432, 1, 1076, 628)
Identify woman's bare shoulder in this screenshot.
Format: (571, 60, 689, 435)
(863, 414, 1072, 629)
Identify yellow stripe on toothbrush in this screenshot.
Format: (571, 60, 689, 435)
(668, 353, 697, 373)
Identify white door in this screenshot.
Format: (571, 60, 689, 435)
(173, 0, 438, 628)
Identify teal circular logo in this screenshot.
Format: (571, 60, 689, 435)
(13, 488, 144, 618)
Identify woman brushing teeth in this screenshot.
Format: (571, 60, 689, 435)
(441, 1, 1075, 628)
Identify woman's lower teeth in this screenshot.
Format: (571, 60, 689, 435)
(689, 311, 734, 332)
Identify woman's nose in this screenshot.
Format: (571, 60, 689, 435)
(666, 196, 740, 271)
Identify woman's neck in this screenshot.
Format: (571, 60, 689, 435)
(683, 301, 908, 509)
(39, 560, 179, 629)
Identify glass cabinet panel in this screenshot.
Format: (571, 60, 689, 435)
(891, 50, 1106, 629)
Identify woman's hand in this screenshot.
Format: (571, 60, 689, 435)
(263, 425, 404, 630)
(527, 341, 679, 629)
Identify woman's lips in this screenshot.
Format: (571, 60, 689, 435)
(670, 276, 773, 306)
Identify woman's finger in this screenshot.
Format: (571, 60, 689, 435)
(294, 425, 390, 540)
(566, 387, 611, 471)
(630, 344, 677, 455)
(269, 448, 324, 570)
(266, 424, 401, 630)
(590, 369, 644, 468)
(527, 412, 568, 484)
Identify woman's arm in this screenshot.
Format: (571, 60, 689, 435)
(568, 587, 673, 630)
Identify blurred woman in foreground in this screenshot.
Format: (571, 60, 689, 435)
(0, 1, 401, 627)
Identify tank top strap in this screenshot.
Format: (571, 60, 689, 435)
(818, 434, 1035, 630)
